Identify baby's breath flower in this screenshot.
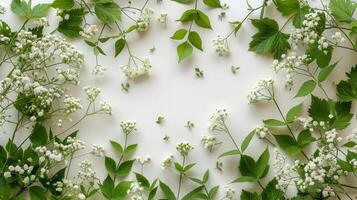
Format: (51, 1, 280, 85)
(0, 5, 6, 15)
(135, 156, 151, 165)
(100, 101, 112, 115)
(63, 95, 82, 115)
(201, 135, 217, 151)
(137, 8, 154, 32)
(91, 144, 105, 157)
(254, 124, 271, 138)
(176, 142, 193, 156)
(83, 86, 101, 102)
(121, 58, 152, 79)
(209, 109, 228, 132)
(33, 17, 49, 27)
(157, 12, 168, 24)
(92, 65, 106, 76)
(247, 78, 274, 104)
(127, 182, 144, 199)
(79, 24, 98, 39)
(331, 32, 345, 45)
(162, 154, 174, 169)
(212, 35, 229, 56)
(223, 187, 235, 200)
(120, 121, 137, 135)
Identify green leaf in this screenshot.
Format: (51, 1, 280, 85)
(232, 176, 257, 183)
(181, 186, 204, 200)
(31, 4, 50, 18)
(240, 190, 260, 200)
(177, 41, 193, 62)
(261, 179, 285, 200)
(337, 66, 357, 101)
(202, 170, 209, 183)
(308, 95, 330, 122)
(52, 0, 74, 10)
(274, 134, 300, 156)
(241, 130, 255, 153)
(178, 9, 197, 22)
(94, 0, 121, 23)
(159, 181, 176, 200)
(100, 175, 114, 198)
(171, 29, 188, 40)
(112, 181, 131, 198)
(110, 140, 123, 154)
(0, 177, 10, 200)
(117, 160, 134, 177)
(318, 61, 338, 82)
(105, 156, 116, 173)
(183, 163, 196, 172)
(173, 0, 194, 4)
(286, 103, 303, 123)
(306, 41, 332, 68)
(194, 10, 212, 29)
(295, 80, 316, 97)
(208, 186, 219, 199)
(343, 141, 357, 148)
(249, 18, 290, 59)
(29, 186, 46, 200)
(135, 173, 150, 189)
(58, 8, 85, 38)
(230, 21, 242, 36)
(203, 0, 222, 8)
(30, 124, 48, 147)
(292, 5, 310, 27)
(124, 144, 137, 154)
(297, 130, 315, 148)
(276, 0, 310, 28)
(337, 159, 354, 172)
(114, 39, 126, 57)
(11, 0, 30, 18)
(239, 155, 256, 177)
(263, 119, 285, 126)
(329, 0, 356, 23)
(218, 149, 241, 158)
(256, 148, 269, 178)
(188, 31, 202, 50)
(276, 0, 300, 16)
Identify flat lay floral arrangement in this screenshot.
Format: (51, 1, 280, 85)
(0, 0, 356, 199)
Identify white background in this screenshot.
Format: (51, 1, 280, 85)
(1, 0, 356, 199)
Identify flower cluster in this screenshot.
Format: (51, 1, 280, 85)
(162, 154, 174, 169)
(64, 95, 82, 115)
(120, 121, 137, 135)
(91, 144, 105, 157)
(201, 135, 217, 151)
(254, 124, 271, 138)
(3, 164, 35, 185)
(247, 78, 274, 103)
(76, 160, 97, 184)
(290, 10, 322, 49)
(176, 142, 193, 156)
(79, 24, 98, 39)
(272, 53, 309, 90)
(135, 156, 151, 165)
(209, 109, 228, 132)
(121, 57, 152, 79)
(212, 35, 229, 56)
(127, 182, 144, 200)
(137, 8, 154, 32)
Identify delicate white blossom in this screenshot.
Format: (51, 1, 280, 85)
(212, 35, 229, 56)
(247, 78, 274, 104)
(209, 109, 228, 132)
(176, 142, 193, 156)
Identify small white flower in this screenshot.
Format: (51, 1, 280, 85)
(83, 86, 101, 102)
(92, 65, 106, 76)
(137, 8, 154, 32)
(176, 141, 193, 156)
(121, 58, 152, 79)
(91, 144, 105, 157)
(162, 154, 174, 169)
(120, 121, 137, 135)
(209, 109, 228, 132)
(247, 78, 274, 104)
(79, 24, 98, 39)
(223, 187, 235, 199)
(157, 12, 168, 24)
(100, 101, 112, 115)
(255, 124, 271, 138)
(3, 172, 11, 178)
(201, 135, 217, 151)
(212, 35, 229, 56)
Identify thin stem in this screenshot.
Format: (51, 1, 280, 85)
(176, 156, 186, 200)
(223, 122, 240, 151)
